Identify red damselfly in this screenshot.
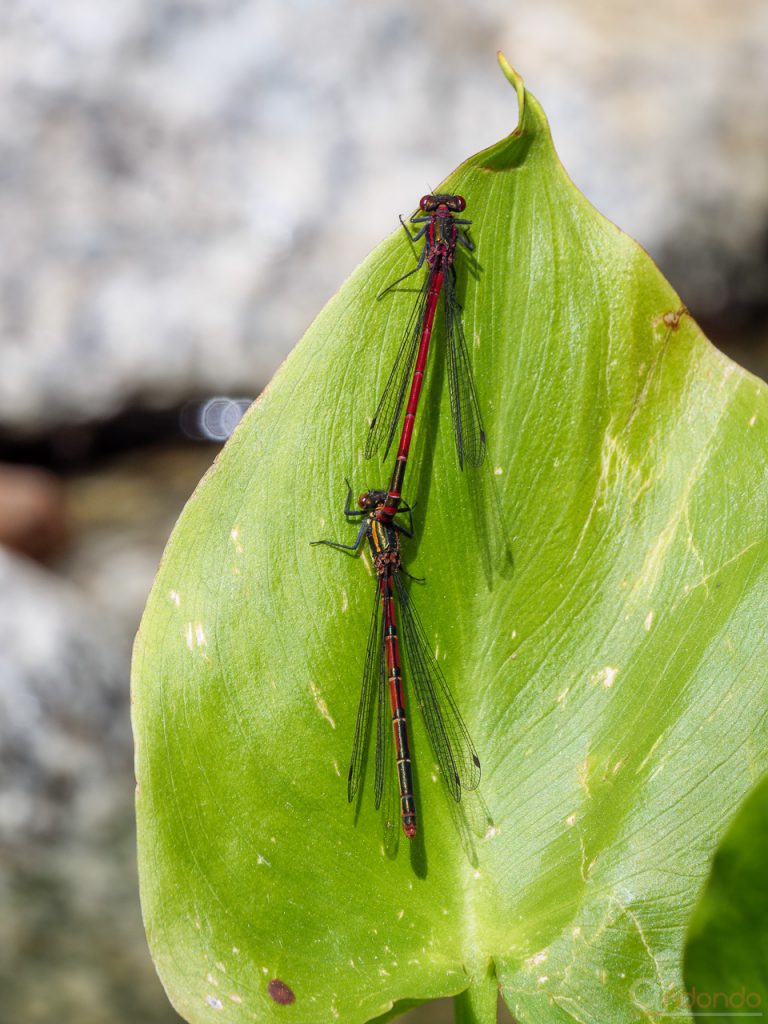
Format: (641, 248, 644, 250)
(312, 485, 481, 839)
(367, 194, 486, 521)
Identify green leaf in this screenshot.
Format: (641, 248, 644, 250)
(132, 55, 768, 1024)
(683, 773, 768, 1021)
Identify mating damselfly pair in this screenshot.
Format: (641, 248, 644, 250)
(314, 193, 485, 841)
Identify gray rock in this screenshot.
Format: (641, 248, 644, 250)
(0, 547, 178, 1023)
(1, 1, 766, 427)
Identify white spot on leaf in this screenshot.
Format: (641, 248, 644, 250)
(230, 525, 244, 555)
(185, 622, 208, 653)
(310, 681, 336, 729)
(578, 758, 592, 797)
(594, 666, 618, 689)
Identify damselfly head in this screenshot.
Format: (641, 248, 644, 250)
(357, 489, 387, 510)
(419, 193, 466, 213)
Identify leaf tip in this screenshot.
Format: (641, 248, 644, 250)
(497, 51, 525, 135)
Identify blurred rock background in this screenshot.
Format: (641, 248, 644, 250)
(0, 1, 766, 1021)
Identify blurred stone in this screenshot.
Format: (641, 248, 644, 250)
(56, 443, 216, 632)
(0, 546, 178, 1023)
(0, 463, 69, 561)
(0, 0, 767, 431)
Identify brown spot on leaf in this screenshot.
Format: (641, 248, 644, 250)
(661, 306, 688, 331)
(268, 979, 295, 1005)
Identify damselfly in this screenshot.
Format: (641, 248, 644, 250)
(367, 194, 486, 521)
(312, 485, 481, 839)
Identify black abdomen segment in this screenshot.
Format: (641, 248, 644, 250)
(392, 706, 416, 836)
(381, 579, 417, 838)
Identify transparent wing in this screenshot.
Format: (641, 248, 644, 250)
(365, 274, 431, 461)
(444, 280, 486, 469)
(348, 583, 383, 801)
(394, 575, 481, 800)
